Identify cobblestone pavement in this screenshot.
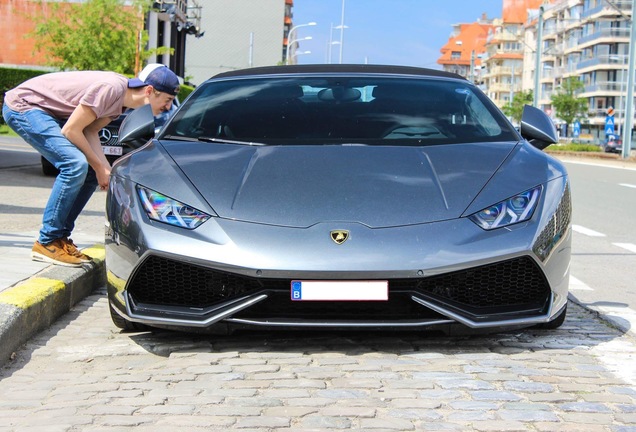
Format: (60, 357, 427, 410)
(0, 289, 636, 432)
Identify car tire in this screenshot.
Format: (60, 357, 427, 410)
(534, 304, 567, 329)
(109, 302, 149, 332)
(41, 156, 59, 176)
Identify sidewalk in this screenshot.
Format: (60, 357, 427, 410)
(0, 143, 107, 363)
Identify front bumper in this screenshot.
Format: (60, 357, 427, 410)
(106, 175, 571, 332)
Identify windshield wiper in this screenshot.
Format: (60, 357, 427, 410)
(198, 137, 267, 146)
(161, 135, 198, 142)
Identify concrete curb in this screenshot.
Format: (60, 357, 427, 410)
(0, 245, 105, 365)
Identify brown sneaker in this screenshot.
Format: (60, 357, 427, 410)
(62, 237, 92, 263)
(31, 239, 84, 267)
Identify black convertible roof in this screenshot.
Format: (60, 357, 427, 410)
(211, 64, 466, 81)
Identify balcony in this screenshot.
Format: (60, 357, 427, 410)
(488, 66, 522, 77)
(578, 28, 630, 48)
(581, 81, 625, 98)
(486, 31, 521, 44)
(578, 54, 628, 72)
(582, 1, 632, 19)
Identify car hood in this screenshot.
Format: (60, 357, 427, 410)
(160, 142, 517, 228)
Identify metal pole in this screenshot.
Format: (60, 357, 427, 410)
(248, 32, 254, 68)
(339, 0, 346, 64)
(533, 6, 544, 107)
(617, 55, 626, 137)
(328, 23, 334, 64)
(622, 0, 636, 159)
(510, 63, 515, 103)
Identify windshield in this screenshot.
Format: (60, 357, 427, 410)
(161, 76, 519, 145)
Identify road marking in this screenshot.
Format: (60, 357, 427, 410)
(569, 276, 593, 291)
(0, 146, 38, 154)
(572, 225, 606, 237)
(563, 160, 636, 171)
(619, 183, 636, 189)
(613, 243, 636, 253)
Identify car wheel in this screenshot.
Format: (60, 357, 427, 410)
(41, 156, 59, 176)
(534, 304, 567, 329)
(109, 302, 149, 332)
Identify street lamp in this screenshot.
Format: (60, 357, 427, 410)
(327, 41, 340, 64)
(290, 51, 311, 64)
(610, 54, 627, 137)
(533, 6, 544, 108)
(621, 0, 636, 160)
(286, 37, 312, 65)
(338, 0, 346, 64)
(285, 22, 317, 65)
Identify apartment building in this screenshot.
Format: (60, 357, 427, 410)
(437, 15, 493, 84)
(184, 0, 294, 85)
(481, 0, 546, 109)
(524, 0, 632, 140)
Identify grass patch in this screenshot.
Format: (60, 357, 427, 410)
(551, 143, 602, 152)
(0, 124, 18, 137)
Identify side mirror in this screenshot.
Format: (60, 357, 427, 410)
(118, 104, 155, 149)
(519, 104, 558, 150)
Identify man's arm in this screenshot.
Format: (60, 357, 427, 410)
(61, 104, 112, 189)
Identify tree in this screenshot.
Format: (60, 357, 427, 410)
(551, 77, 588, 136)
(29, 0, 169, 74)
(502, 90, 533, 124)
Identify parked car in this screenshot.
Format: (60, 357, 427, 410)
(106, 64, 571, 335)
(602, 134, 622, 153)
(41, 101, 178, 176)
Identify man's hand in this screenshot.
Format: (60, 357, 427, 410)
(96, 165, 111, 190)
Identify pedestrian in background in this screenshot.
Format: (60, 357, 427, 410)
(2, 66, 179, 267)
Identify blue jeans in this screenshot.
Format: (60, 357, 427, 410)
(3, 102, 98, 245)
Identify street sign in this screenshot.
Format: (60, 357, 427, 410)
(573, 120, 581, 138)
(605, 115, 615, 136)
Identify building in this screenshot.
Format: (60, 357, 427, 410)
(0, 0, 200, 77)
(524, 0, 632, 140)
(184, 0, 294, 85)
(437, 15, 493, 85)
(481, 0, 546, 109)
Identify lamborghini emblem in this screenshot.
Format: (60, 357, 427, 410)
(330, 230, 349, 244)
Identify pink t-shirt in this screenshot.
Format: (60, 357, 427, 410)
(4, 71, 129, 121)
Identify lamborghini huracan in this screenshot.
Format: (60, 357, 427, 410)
(106, 65, 571, 334)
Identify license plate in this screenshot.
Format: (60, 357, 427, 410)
(102, 146, 123, 156)
(291, 280, 388, 301)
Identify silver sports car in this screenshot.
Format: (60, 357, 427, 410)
(106, 65, 571, 334)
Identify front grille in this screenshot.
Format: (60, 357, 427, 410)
(127, 255, 551, 319)
(128, 256, 267, 307)
(402, 256, 550, 313)
(99, 126, 120, 146)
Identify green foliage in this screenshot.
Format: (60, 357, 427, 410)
(0, 68, 48, 125)
(177, 84, 195, 103)
(551, 143, 601, 152)
(551, 77, 588, 135)
(28, 0, 169, 74)
(0, 124, 18, 136)
(502, 90, 533, 123)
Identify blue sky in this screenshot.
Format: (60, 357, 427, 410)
(291, 0, 502, 68)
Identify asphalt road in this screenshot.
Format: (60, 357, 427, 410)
(560, 157, 636, 334)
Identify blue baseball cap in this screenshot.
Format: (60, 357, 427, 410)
(128, 65, 180, 96)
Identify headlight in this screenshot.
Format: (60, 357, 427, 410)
(469, 186, 541, 230)
(137, 186, 211, 229)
